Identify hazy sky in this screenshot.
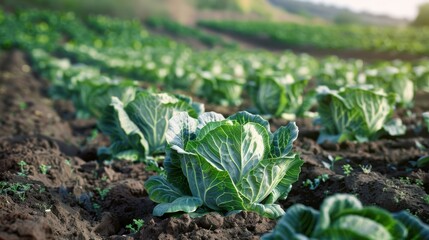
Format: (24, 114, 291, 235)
(303, 0, 428, 19)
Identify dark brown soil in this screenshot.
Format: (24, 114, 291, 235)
(1, 49, 428, 240)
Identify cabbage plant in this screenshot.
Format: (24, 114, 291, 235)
(262, 194, 429, 240)
(199, 72, 244, 106)
(317, 86, 405, 143)
(98, 91, 203, 161)
(248, 73, 314, 118)
(145, 111, 303, 219)
(365, 66, 414, 108)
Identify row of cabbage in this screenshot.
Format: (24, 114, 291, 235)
(198, 20, 429, 55)
(29, 49, 429, 238)
(2, 9, 429, 143)
(3, 8, 429, 239)
(145, 17, 238, 49)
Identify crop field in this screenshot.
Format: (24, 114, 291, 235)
(1, 7, 429, 240)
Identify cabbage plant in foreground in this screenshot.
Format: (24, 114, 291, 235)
(145, 111, 303, 219)
(317, 86, 406, 143)
(262, 194, 429, 240)
(98, 91, 203, 161)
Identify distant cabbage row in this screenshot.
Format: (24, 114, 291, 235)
(198, 20, 429, 55)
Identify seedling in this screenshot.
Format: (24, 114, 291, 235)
(359, 164, 372, 174)
(145, 161, 164, 175)
(86, 129, 99, 142)
(18, 101, 28, 110)
(322, 155, 343, 171)
(415, 179, 424, 187)
(93, 203, 101, 211)
(96, 187, 110, 201)
(423, 195, 429, 205)
(100, 175, 108, 182)
(1, 182, 33, 202)
(342, 164, 353, 176)
(39, 164, 51, 175)
(302, 174, 330, 190)
(394, 191, 407, 203)
(126, 218, 145, 234)
(399, 177, 412, 185)
(17, 160, 29, 177)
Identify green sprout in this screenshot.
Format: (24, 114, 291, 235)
(342, 164, 353, 176)
(423, 195, 429, 205)
(1, 182, 33, 202)
(18, 101, 28, 110)
(96, 187, 111, 201)
(39, 164, 51, 175)
(65, 159, 72, 166)
(302, 174, 330, 190)
(359, 164, 372, 174)
(87, 129, 99, 142)
(93, 203, 101, 211)
(17, 161, 29, 177)
(322, 155, 343, 171)
(126, 219, 145, 234)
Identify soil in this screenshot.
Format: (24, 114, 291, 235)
(1, 49, 429, 240)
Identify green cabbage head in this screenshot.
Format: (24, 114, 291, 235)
(145, 111, 303, 219)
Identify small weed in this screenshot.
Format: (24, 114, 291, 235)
(0, 182, 33, 202)
(399, 177, 412, 185)
(18, 101, 28, 110)
(302, 174, 329, 190)
(39, 164, 51, 175)
(96, 187, 111, 201)
(322, 155, 343, 171)
(423, 195, 429, 205)
(65, 159, 72, 166)
(126, 219, 145, 234)
(92, 203, 101, 215)
(17, 161, 29, 177)
(394, 191, 406, 203)
(398, 177, 423, 187)
(342, 164, 353, 176)
(39, 186, 46, 193)
(415, 179, 424, 187)
(359, 164, 372, 174)
(101, 175, 108, 182)
(87, 129, 98, 142)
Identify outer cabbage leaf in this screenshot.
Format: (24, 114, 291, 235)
(153, 196, 203, 217)
(394, 211, 429, 240)
(261, 194, 428, 240)
(98, 97, 148, 160)
(99, 91, 202, 160)
(261, 204, 319, 240)
(125, 91, 200, 155)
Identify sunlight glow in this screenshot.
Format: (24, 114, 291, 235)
(302, 0, 429, 19)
